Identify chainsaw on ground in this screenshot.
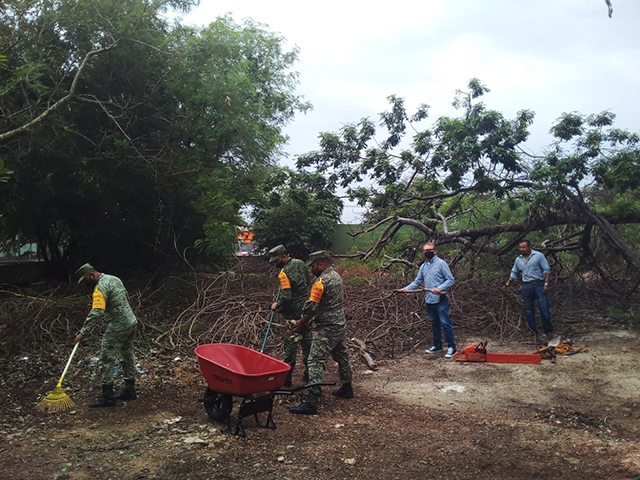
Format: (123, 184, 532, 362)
(454, 341, 541, 364)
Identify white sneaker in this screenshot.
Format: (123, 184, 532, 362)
(425, 346, 442, 354)
(444, 347, 457, 358)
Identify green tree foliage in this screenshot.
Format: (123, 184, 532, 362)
(0, 158, 11, 183)
(297, 79, 640, 284)
(251, 168, 342, 258)
(0, 1, 310, 275)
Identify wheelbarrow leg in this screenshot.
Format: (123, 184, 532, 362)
(233, 394, 277, 437)
(253, 409, 276, 430)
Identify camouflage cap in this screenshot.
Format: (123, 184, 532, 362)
(306, 250, 332, 265)
(75, 263, 94, 285)
(268, 245, 287, 263)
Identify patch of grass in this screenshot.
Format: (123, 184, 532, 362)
(604, 306, 639, 325)
(241, 273, 265, 284)
(346, 276, 369, 286)
(177, 322, 204, 335)
(334, 260, 374, 279)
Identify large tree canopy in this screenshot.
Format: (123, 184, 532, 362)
(297, 79, 640, 288)
(0, 0, 310, 275)
(251, 168, 342, 258)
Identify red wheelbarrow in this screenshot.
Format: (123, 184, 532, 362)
(194, 343, 334, 437)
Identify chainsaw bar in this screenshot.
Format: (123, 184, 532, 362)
(454, 341, 541, 364)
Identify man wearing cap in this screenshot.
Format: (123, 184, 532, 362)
(268, 245, 312, 387)
(289, 250, 353, 415)
(397, 242, 457, 358)
(74, 264, 138, 407)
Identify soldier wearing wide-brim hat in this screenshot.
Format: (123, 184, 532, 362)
(267, 245, 312, 387)
(74, 264, 138, 407)
(290, 250, 353, 415)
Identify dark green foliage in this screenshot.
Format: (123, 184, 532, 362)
(0, 1, 309, 275)
(252, 168, 342, 258)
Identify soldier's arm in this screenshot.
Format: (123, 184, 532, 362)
(275, 269, 293, 311)
(298, 278, 323, 329)
(79, 287, 108, 336)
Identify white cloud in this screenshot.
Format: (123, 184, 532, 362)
(183, 1, 640, 221)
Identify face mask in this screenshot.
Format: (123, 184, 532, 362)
(275, 259, 285, 268)
(424, 251, 435, 260)
(311, 267, 322, 277)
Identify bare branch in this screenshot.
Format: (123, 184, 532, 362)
(0, 40, 121, 143)
(347, 216, 394, 238)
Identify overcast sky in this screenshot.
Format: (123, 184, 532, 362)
(183, 1, 639, 222)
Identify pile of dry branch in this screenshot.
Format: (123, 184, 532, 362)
(1, 265, 632, 360)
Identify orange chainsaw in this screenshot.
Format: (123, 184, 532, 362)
(454, 341, 541, 364)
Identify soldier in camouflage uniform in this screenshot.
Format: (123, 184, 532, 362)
(289, 251, 353, 415)
(74, 264, 138, 407)
(268, 245, 312, 387)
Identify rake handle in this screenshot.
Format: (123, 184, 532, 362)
(56, 342, 79, 388)
(261, 288, 282, 353)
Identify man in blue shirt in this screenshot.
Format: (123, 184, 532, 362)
(398, 242, 456, 358)
(504, 239, 554, 340)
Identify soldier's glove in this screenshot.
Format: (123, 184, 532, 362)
(286, 319, 297, 335)
(292, 319, 309, 335)
(288, 333, 304, 343)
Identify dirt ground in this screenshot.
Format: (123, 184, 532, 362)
(2, 325, 640, 480)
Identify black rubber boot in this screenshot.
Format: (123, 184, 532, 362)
(289, 401, 318, 415)
(332, 384, 354, 399)
(115, 379, 137, 401)
(90, 384, 116, 408)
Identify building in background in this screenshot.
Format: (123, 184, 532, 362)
(0, 241, 39, 262)
(236, 230, 256, 256)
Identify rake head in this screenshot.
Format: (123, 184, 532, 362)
(35, 386, 75, 413)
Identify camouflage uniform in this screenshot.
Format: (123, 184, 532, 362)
(80, 273, 138, 386)
(275, 258, 312, 378)
(302, 266, 353, 405)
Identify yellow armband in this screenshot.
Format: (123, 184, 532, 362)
(309, 279, 324, 303)
(278, 269, 291, 289)
(92, 289, 106, 310)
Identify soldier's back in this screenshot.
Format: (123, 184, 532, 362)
(315, 267, 345, 326)
(97, 274, 137, 328)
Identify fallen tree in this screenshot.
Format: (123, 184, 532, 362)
(297, 80, 640, 289)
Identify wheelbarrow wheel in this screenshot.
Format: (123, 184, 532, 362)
(203, 387, 233, 423)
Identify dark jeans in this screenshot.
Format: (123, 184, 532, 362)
(521, 282, 553, 334)
(425, 296, 456, 350)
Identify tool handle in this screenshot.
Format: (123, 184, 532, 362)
(260, 288, 282, 353)
(56, 342, 79, 388)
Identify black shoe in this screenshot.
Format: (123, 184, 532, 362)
(289, 401, 318, 415)
(89, 396, 116, 408)
(115, 389, 137, 401)
(332, 384, 354, 399)
(115, 380, 137, 401)
(90, 384, 116, 408)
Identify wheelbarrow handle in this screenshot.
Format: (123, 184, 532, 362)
(273, 381, 337, 396)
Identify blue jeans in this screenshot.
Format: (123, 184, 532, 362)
(425, 296, 456, 350)
(521, 282, 553, 334)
